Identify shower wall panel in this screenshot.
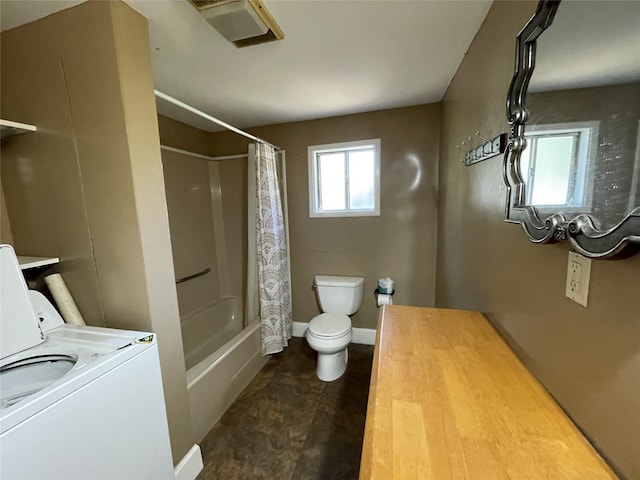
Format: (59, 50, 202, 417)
(219, 160, 248, 302)
(162, 151, 221, 319)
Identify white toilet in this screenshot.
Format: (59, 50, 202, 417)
(306, 275, 364, 382)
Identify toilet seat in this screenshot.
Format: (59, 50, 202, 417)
(308, 313, 351, 338)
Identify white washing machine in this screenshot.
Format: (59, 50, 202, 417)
(0, 245, 175, 480)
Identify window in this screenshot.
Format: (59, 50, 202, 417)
(521, 121, 598, 212)
(308, 139, 380, 217)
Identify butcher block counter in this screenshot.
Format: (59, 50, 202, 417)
(359, 305, 617, 479)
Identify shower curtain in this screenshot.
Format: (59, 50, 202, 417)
(254, 142, 292, 355)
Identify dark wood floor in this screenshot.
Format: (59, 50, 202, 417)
(197, 337, 374, 480)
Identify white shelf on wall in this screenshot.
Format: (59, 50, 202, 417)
(1, 119, 38, 139)
(18, 256, 60, 271)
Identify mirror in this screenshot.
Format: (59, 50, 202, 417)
(504, 0, 640, 257)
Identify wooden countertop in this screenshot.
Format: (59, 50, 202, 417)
(359, 305, 618, 479)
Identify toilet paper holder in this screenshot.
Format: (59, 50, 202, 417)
(374, 288, 395, 296)
(374, 288, 395, 308)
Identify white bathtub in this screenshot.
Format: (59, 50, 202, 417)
(181, 296, 244, 371)
(185, 301, 267, 442)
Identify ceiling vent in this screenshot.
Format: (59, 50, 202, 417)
(189, 0, 284, 48)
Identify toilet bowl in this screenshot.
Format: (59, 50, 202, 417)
(306, 275, 364, 382)
(306, 313, 353, 381)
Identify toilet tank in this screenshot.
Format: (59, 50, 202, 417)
(314, 275, 364, 315)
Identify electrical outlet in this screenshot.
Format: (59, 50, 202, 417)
(565, 252, 591, 307)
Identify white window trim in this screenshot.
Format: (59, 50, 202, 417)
(308, 138, 381, 218)
(524, 121, 599, 214)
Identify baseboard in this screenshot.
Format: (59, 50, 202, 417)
(292, 321, 308, 337)
(292, 321, 376, 346)
(174, 444, 203, 480)
(351, 327, 377, 345)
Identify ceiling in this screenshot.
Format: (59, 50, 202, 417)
(530, 0, 640, 92)
(0, 0, 493, 132)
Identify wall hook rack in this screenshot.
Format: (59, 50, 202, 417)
(467, 136, 483, 147)
(462, 133, 506, 166)
(475, 130, 491, 142)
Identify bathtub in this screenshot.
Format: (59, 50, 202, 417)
(181, 296, 244, 371)
(184, 297, 267, 442)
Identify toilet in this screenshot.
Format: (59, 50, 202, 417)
(306, 275, 364, 382)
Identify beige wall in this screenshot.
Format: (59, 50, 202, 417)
(1, 185, 14, 244)
(1, 1, 194, 465)
(1, 29, 104, 321)
(109, 2, 194, 464)
(158, 115, 211, 155)
(436, 2, 640, 479)
(207, 104, 441, 329)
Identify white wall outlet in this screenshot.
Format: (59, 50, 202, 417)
(565, 251, 592, 307)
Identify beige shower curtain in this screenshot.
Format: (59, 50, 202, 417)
(254, 142, 292, 355)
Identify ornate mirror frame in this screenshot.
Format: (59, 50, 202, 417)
(503, 0, 640, 258)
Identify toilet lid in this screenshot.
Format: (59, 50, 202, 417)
(308, 313, 351, 338)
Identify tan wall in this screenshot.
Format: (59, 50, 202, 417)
(0, 185, 14, 244)
(1, 1, 194, 465)
(208, 104, 441, 329)
(109, 2, 194, 464)
(1, 28, 104, 321)
(436, 2, 640, 479)
(158, 115, 211, 155)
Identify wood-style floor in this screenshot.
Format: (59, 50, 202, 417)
(197, 337, 374, 480)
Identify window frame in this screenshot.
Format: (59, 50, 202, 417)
(308, 138, 381, 218)
(522, 121, 599, 214)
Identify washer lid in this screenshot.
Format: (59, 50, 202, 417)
(308, 313, 351, 337)
(314, 275, 364, 287)
(0, 245, 44, 360)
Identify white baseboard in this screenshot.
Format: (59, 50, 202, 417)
(352, 327, 377, 345)
(292, 321, 308, 337)
(292, 321, 376, 346)
(174, 444, 203, 480)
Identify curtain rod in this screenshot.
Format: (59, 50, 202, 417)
(160, 145, 282, 162)
(160, 145, 247, 161)
(154, 90, 280, 150)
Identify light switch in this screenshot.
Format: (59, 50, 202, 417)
(565, 251, 591, 307)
